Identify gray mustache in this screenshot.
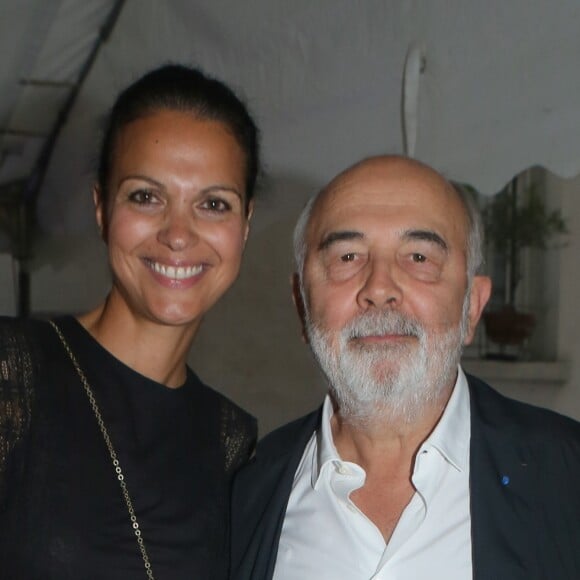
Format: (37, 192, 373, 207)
(345, 311, 423, 340)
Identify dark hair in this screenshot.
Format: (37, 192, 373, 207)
(97, 64, 260, 213)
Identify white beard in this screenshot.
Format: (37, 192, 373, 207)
(306, 303, 469, 427)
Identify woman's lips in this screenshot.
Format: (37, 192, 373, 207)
(144, 259, 207, 287)
(146, 259, 204, 280)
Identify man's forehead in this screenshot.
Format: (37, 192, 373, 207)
(305, 159, 468, 250)
(312, 172, 455, 223)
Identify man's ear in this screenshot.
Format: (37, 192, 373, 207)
(93, 185, 107, 241)
(464, 275, 492, 345)
(291, 272, 309, 343)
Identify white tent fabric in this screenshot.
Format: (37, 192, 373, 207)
(1, 0, 580, 234)
(0, 0, 117, 187)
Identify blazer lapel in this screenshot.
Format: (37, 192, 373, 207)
(231, 409, 322, 580)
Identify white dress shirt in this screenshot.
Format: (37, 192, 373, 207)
(273, 367, 473, 580)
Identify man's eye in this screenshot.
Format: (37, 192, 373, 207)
(129, 190, 158, 204)
(340, 253, 356, 262)
(412, 253, 427, 263)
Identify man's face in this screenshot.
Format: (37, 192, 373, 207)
(300, 158, 490, 422)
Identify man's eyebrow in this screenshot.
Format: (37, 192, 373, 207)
(403, 229, 448, 251)
(318, 231, 364, 251)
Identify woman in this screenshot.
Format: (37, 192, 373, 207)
(0, 64, 259, 579)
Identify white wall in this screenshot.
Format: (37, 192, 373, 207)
(550, 172, 580, 420)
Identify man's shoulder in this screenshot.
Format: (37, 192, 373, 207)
(467, 372, 580, 444)
(255, 407, 321, 460)
(233, 407, 321, 493)
(231, 408, 322, 543)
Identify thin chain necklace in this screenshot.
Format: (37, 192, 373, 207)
(50, 321, 156, 580)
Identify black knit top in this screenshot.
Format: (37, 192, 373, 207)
(0, 316, 256, 580)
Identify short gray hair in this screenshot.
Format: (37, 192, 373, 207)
(293, 195, 317, 280)
(454, 183, 485, 280)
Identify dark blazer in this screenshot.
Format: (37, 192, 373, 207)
(231, 375, 580, 580)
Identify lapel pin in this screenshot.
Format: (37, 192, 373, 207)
(501, 475, 510, 486)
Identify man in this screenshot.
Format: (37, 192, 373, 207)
(231, 156, 580, 580)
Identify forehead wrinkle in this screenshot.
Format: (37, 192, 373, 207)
(318, 230, 364, 251)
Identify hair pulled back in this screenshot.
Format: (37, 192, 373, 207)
(97, 64, 260, 213)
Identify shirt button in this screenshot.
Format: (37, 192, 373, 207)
(336, 464, 350, 475)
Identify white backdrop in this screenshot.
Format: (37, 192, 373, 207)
(9, 0, 577, 235)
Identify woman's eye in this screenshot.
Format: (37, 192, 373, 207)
(412, 253, 427, 263)
(128, 189, 158, 205)
(341, 253, 356, 262)
(202, 198, 231, 213)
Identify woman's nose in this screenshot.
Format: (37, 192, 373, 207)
(157, 211, 198, 251)
(356, 261, 402, 309)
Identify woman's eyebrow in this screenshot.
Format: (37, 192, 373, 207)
(318, 230, 364, 251)
(200, 184, 243, 200)
(118, 174, 164, 189)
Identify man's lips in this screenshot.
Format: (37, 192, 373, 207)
(351, 333, 417, 345)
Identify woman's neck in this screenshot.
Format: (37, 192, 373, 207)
(77, 297, 201, 388)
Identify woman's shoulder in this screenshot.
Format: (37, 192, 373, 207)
(187, 372, 257, 473)
(0, 316, 49, 374)
(0, 314, 54, 344)
(0, 315, 60, 432)
(0, 316, 59, 376)
(186, 369, 253, 419)
(220, 395, 257, 474)
(219, 394, 257, 440)
(0, 316, 49, 498)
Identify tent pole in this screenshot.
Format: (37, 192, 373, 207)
(18, 0, 127, 317)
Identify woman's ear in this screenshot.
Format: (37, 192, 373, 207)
(243, 200, 254, 245)
(93, 185, 107, 241)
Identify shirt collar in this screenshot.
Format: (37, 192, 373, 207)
(311, 365, 471, 488)
(312, 395, 341, 488)
(422, 365, 471, 472)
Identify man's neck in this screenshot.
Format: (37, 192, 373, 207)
(330, 384, 453, 473)
(328, 384, 455, 543)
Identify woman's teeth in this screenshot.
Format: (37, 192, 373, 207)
(149, 261, 203, 280)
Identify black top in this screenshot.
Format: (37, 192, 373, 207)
(0, 316, 256, 580)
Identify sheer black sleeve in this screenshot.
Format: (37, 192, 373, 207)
(0, 318, 37, 502)
(221, 398, 257, 476)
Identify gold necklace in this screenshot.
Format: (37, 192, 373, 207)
(50, 321, 155, 580)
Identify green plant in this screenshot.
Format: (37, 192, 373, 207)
(482, 178, 568, 308)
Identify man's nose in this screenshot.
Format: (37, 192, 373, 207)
(356, 261, 402, 309)
(157, 209, 199, 251)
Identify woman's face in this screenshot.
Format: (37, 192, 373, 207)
(97, 109, 251, 330)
